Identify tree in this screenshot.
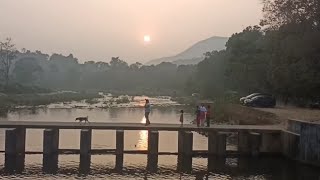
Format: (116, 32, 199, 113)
(225, 26, 270, 94)
(261, 0, 320, 30)
(0, 38, 16, 86)
(13, 57, 43, 84)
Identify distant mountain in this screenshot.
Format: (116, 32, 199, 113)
(146, 36, 229, 65)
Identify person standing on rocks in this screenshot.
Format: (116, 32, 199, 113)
(144, 99, 151, 126)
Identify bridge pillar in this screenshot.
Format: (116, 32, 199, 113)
(80, 129, 92, 156)
(5, 128, 26, 173)
(115, 130, 124, 171)
(5, 128, 17, 156)
(43, 129, 59, 155)
(178, 131, 185, 155)
(177, 131, 193, 173)
(208, 132, 226, 156)
(238, 131, 250, 154)
(183, 131, 193, 157)
(5, 128, 26, 156)
(249, 132, 261, 157)
(147, 131, 159, 172)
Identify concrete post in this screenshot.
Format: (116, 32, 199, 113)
(79, 155, 91, 174)
(115, 130, 124, 171)
(80, 129, 92, 156)
(249, 132, 261, 157)
(5, 128, 26, 156)
(238, 131, 250, 154)
(43, 129, 59, 155)
(260, 132, 281, 153)
(183, 131, 193, 157)
(281, 130, 300, 159)
(16, 128, 26, 155)
(148, 131, 159, 155)
(208, 132, 226, 156)
(5, 129, 17, 156)
(147, 131, 159, 172)
(178, 130, 193, 173)
(178, 131, 185, 155)
(43, 155, 58, 174)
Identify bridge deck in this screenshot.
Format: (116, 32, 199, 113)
(0, 121, 281, 132)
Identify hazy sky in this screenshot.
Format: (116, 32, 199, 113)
(0, 0, 263, 63)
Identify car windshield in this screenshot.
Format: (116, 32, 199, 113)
(246, 93, 260, 98)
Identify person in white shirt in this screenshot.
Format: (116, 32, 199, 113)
(199, 104, 207, 126)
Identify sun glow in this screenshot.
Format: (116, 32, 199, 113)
(144, 35, 151, 43)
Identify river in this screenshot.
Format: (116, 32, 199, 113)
(0, 95, 319, 179)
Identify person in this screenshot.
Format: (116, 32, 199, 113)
(144, 99, 151, 126)
(206, 105, 211, 127)
(195, 106, 200, 127)
(199, 104, 207, 126)
(179, 110, 184, 126)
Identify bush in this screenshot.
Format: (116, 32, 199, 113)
(116, 96, 130, 104)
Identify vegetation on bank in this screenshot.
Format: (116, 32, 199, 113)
(0, 92, 102, 108)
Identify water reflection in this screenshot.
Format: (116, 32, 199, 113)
(137, 116, 148, 150)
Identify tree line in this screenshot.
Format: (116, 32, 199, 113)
(0, 47, 195, 95)
(1, 0, 319, 105)
(193, 0, 320, 105)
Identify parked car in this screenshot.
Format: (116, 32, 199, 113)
(309, 100, 320, 109)
(240, 93, 270, 104)
(244, 95, 276, 108)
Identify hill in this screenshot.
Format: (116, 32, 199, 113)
(146, 36, 229, 65)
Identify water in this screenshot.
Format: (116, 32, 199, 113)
(0, 96, 319, 179)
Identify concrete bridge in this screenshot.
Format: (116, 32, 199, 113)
(0, 119, 314, 172)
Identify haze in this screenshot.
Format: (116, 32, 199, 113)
(0, 0, 262, 63)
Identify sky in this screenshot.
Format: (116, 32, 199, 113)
(0, 0, 263, 63)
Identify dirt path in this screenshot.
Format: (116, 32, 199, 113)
(222, 104, 320, 126)
(255, 106, 320, 123)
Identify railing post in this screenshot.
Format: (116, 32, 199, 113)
(115, 130, 124, 171)
(147, 131, 159, 172)
(80, 129, 92, 156)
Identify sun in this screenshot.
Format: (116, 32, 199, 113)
(144, 35, 151, 43)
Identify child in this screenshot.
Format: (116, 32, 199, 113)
(179, 110, 184, 126)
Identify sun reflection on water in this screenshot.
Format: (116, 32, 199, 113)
(136, 116, 148, 150)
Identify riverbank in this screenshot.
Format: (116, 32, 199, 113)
(0, 92, 102, 114)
